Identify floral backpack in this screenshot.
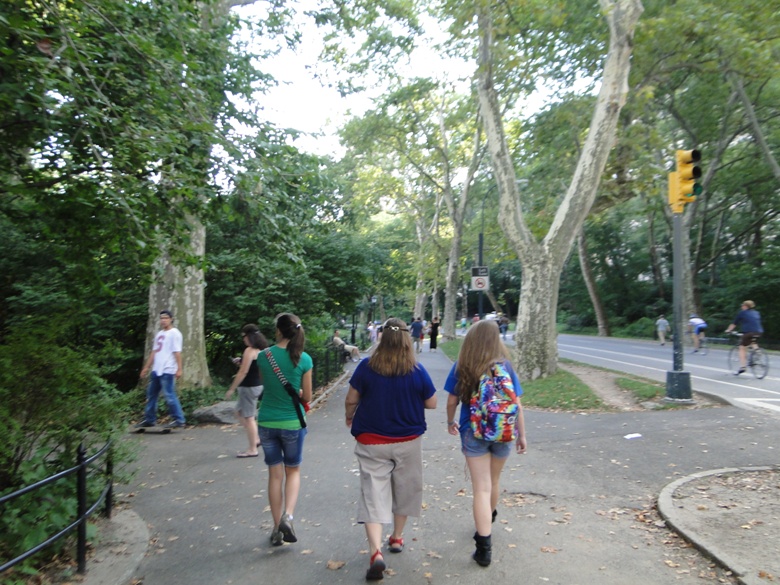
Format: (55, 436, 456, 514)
(469, 361, 519, 442)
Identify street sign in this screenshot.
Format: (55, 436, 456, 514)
(471, 266, 489, 277)
(471, 276, 489, 291)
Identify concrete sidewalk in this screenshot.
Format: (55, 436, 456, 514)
(88, 347, 780, 585)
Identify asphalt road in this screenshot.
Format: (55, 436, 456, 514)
(557, 334, 780, 417)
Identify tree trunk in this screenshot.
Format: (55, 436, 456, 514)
(577, 228, 611, 336)
(442, 238, 462, 340)
(146, 218, 211, 388)
(476, 0, 643, 379)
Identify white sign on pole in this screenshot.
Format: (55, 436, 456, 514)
(471, 276, 489, 291)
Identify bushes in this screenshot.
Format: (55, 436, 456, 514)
(0, 320, 134, 570)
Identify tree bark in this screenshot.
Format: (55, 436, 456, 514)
(476, 0, 643, 378)
(146, 218, 211, 388)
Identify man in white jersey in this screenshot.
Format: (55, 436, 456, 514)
(136, 310, 185, 428)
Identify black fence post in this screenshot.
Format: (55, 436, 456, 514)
(76, 443, 87, 574)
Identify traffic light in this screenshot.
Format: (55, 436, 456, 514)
(668, 149, 701, 213)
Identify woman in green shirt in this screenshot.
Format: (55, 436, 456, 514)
(257, 313, 313, 547)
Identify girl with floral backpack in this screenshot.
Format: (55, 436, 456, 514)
(444, 320, 527, 566)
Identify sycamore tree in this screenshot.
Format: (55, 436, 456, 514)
(473, 0, 644, 379)
(340, 79, 485, 337)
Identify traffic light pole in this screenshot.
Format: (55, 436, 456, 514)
(666, 208, 693, 402)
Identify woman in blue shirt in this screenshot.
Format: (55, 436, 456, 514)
(345, 318, 437, 580)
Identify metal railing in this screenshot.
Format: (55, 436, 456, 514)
(312, 344, 348, 390)
(0, 441, 114, 575)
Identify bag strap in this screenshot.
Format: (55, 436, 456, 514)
(263, 348, 307, 429)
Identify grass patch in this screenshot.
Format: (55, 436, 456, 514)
(440, 339, 462, 361)
(615, 377, 664, 401)
(521, 369, 606, 410)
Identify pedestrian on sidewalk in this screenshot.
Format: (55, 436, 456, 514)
(136, 310, 186, 429)
(409, 317, 424, 353)
(224, 324, 268, 458)
(428, 317, 440, 352)
(344, 317, 438, 581)
(444, 320, 527, 567)
(256, 313, 313, 546)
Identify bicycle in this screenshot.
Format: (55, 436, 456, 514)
(727, 333, 769, 379)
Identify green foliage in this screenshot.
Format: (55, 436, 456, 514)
(614, 317, 656, 339)
(0, 320, 132, 491)
(0, 318, 134, 569)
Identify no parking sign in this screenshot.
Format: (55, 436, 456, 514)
(471, 266, 489, 291)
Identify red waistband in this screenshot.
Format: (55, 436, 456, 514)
(356, 433, 419, 445)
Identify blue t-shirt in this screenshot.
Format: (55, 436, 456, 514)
(734, 309, 763, 334)
(348, 359, 437, 438)
(410, 321, 424, 339)
(444, 360, 523, 429)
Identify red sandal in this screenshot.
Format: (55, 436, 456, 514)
(388, 536, 404, 553)
(366, 550, 386, 581)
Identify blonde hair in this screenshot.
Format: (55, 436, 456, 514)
(743, 300, 755, 309)
(456, 320, 510, 404)
(368, 318, 417, 376)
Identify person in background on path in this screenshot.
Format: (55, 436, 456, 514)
(498, 315, 509, 340)
(224, 324, 268, 458)
(461, 316, 468, 332)
(136, 310, 186, 429)
(428, 317, 440, 352)
(368, 322, 378, 346)
(655, 315, 670, 345)
(725, 300, 764, 375)
(333, 329, 361, 362)
(688, 314, 707, 353)
(257, 313, 313, 546)
(472, 314, 480, 325)
(444, 320, 527, 568)
(409, 317, 424, 354)
(344, 318, 438, 581)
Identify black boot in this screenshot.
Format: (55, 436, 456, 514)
(473, 532, 492, 567)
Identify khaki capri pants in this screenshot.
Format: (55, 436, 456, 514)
(354, 437, 424, 524)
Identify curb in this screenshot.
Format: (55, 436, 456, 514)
(657, 466, 776, 585)
(82, 508, 149, 585)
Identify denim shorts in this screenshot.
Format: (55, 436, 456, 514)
(461, 427, 512, 459)
(258, 426, 307, 467)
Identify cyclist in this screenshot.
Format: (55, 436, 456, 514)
(688, 314, 707, 353)
(725, 300, 764, 375)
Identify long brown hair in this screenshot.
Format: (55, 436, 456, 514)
(241, 323, 269, 350)
(275, 313, 305, 366)
(368, 318, 417, 376)
(456, 320, 510, 404)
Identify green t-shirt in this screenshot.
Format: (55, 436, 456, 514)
(257, 345, 313, 430)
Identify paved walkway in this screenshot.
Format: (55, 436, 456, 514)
(87, 347, 780, 585)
